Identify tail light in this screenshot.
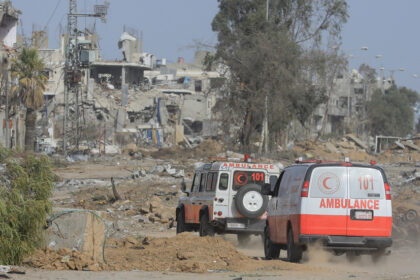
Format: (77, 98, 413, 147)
(384, 183, 391, 200)
(301, 180, 309, 197)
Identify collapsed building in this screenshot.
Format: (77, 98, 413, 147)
(0, 0, 397, 153)
(31, 26, 223, 154)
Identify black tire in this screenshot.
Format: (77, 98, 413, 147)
(264, 226, 280, 259)
(176, 209, 187, 234)
(235, 184, 268, 219)
(199, 214, 214, 237)
(237, 233, 251, 246)
(286, 227, 302, 263)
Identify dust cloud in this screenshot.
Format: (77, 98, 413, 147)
(303, 242, 420, 275)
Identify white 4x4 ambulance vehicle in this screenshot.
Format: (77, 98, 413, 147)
(176, 159, 281, 243)
(262, 159, 392, 262)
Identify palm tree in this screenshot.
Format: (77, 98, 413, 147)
(10, 47, 48, 151)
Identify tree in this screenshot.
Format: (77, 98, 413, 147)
(359, 63, 377, 84)
(209, 0, 348, 152)
(0, 149, 55, 264)
(367, 86, 417, 137)
(10, 47, 47, 151)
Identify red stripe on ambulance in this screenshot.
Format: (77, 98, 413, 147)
(300, 214, 392, 236)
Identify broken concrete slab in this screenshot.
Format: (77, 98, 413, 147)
(395, 141, 406, 150)
(45, 208, 107, 262)
(324, 142, 338, 153)
(401, 141, 420, 152)
(345, 134, 368, 150)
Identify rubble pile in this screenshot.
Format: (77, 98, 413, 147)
(140, 195, 175, 224)
(392, 189, 420, 247)
(146, 139, 225, 161)
(25, 248, 106, 271)
(292, 136, 371, 162)
(28, 233, 299, 273)
(290, 135, 420, 164)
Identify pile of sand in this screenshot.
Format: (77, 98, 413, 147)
(105, 233, 261, 272)
(25, 247, 106, 271)
(26, 233, 307, 273)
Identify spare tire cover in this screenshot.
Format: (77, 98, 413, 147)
(235, 184, 268, 219)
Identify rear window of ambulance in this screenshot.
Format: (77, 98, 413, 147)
(349, 167, 384, 199)
(309, 167, 347, 198)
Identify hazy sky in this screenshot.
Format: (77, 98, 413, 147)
(11, 0, 420, 92)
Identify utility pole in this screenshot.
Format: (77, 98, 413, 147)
(63, 0, 109, 155)
(266, 0, 269, 21)
(4, 66, 9, 149)
(264, 95, 268, 153)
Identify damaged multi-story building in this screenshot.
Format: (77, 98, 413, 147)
(29, 22, 223, 154)
(8, 0, 394, 154)
(0, 0, 26, 149)
(303, 69, 393, 140)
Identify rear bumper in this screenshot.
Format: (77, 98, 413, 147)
(299, 235, 392, 251)
(212, 217, 265, 234)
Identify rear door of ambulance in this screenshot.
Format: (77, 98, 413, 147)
(301, 165, 348, 236)
(347, 167, 392, 237)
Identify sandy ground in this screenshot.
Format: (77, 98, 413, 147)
(22, 153, 420, 280)
(13, 235, 420, 280)
(11, 259, 420, 280)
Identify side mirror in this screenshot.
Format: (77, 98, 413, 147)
(261, 183, 273, 196)
(181, 181, 187, 193)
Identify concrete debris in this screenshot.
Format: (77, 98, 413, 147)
(151, 165, 165, 173)
(324, 142, 338, 153)
(56, 179, 111, 189)
(131, 169, 147, 179)
(164, 164, 176, 175)
(345, 134, 368, 150)
(66, 154, 89, 162)
(173, 169, 185, 178)
(395, 141, 405, 150)
(401, 141, 420, 152)
(150, 164, 184, 178)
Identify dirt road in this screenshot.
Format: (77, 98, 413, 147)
(35, 155, 420, 280)
(12, 255, 420, 280)
(14, 236, 420, 280)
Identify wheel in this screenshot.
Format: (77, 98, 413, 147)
(346, 251, 360, 263)
(286, 227, 302, 262)
(264, 226, 280, 259)
(235, 184, 268, 219)
(199, 214, 214, 237)
(176, 210, 187, 234)
(405, 209, 418, 222)
(237, 233, 251, 246)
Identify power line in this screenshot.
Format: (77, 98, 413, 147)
(44, 0, 63, 31)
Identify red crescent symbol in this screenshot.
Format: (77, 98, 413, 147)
(323, 177, 332, 189)
(238, 175, 245, 183)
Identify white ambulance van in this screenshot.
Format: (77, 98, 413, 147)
(262, 159, 392, 262)
(176, 159, 281, 244)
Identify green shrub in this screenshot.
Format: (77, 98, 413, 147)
(0, 149, 55, 264)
